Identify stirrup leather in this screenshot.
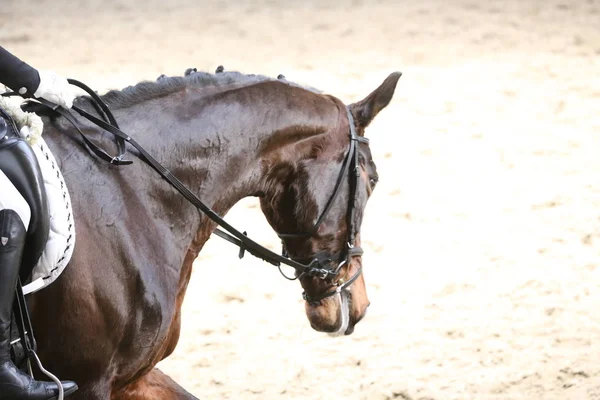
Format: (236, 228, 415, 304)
(11, 279, 67, 400)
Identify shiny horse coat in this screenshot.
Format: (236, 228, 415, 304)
(27, 70, 400, 399)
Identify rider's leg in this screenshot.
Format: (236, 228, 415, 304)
(0, 180, 78, 399)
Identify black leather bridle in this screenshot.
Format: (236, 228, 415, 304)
(273, 109, 367, 303)
(5, 80, 367, 303)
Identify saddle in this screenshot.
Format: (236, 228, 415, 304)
(0, 97, 75, 295)
(0, 106, 64, 371)
(0, 107, 50, 282)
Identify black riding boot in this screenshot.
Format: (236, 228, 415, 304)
(0, 209, 78, 400)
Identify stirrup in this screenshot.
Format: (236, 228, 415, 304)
(13, 278, 66, 400)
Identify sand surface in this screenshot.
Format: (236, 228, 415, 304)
(2, 0, 600, 398)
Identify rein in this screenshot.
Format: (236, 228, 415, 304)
(3, 80, 365, 302)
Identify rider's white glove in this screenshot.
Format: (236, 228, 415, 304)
(33, 70, 75, 109)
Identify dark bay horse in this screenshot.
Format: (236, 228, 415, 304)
(27, 70, 400, 399)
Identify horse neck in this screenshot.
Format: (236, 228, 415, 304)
(107, 81, 343, 252)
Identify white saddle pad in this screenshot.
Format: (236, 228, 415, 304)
(24, 137, 76, 295)
(0, 96, 76, 295)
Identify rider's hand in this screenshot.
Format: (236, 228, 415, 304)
(33, 70, 75, 109)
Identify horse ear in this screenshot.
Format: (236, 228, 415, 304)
(349, 72, 401, 132)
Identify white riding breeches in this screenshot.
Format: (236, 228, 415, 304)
(0, 170, 31, 229)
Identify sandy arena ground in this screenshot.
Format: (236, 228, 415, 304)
(2, 0, 600, 398)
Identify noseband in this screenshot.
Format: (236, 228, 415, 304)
(9, 81, 367, 304)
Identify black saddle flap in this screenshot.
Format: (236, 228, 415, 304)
(0, 135, 50, 282)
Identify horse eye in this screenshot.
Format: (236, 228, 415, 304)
(369, 178, 378, 188)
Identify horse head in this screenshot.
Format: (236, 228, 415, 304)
(259, 72, 401, 335)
